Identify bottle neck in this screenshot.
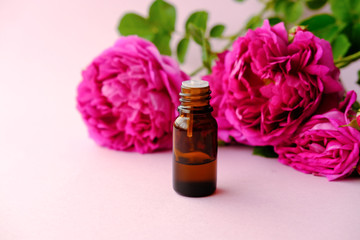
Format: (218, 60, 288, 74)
(178, 85, 213, 114)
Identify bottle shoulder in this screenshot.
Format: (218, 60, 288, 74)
(174, 114, 217, 131)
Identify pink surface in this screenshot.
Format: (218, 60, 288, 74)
(1, 0, 360, 239)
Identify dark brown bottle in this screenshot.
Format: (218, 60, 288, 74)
(173, 79, 218, 197)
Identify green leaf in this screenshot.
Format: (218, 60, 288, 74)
(351, 91, 360, 110)
(149, 0, 176, 33)
(284, 1, 303, 23)
(352, 23, 360, 41)
(246, 15, 263, 30)
(350, 23, 360, 53)
(253, 146, 279, 158)
(218, 140, 228, 146)
(153, 32, 172, 55)
(347, 118, 360, 130)
(268, 17, 283, 26)
(329, 0, 351, 22)
(188, 23, 204, 45)
(234, 0, 245, 2)
(357, 70, 360, 86)
(209, 24, 225, 37)
(353, 101, 360, 111)
(118, 13, 154, 40)
(186, 11, 208, 34)
(300, 14, 336, 30)
(300, 14, 346, 42)
(201, 39, 211, 71)
(177, 38, 189, 63)
(274, 0, 288, 14)
(329, 0, 360, 23)
(305, 0, 327, 10)
(331, 34, 351, 59)
(352, 101, 360, 111)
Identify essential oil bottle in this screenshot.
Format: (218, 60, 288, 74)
(173, 79, 218, 197)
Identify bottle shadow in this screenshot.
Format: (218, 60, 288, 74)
(213, 188, 225, 196)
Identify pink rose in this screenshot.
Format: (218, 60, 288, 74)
(204, 20, 343, 146)
(203, 51, 249, 144)
(77, 36, 188, 153)
(275, 91, 360, 181)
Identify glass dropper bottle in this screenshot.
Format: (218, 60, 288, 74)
(172, 79, 218, 197)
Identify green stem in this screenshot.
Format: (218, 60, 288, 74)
(334, 51, 360, 68)
(217, 35, 236, 40)
(189, 66, 205, 77)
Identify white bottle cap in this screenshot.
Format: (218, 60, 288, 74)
(182, 79, 209, 88)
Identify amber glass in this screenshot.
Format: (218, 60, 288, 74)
(173, 81, 218, 197)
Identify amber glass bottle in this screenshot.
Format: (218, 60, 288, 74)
(173, 79, 218, 197)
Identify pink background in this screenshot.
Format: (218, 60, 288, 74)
(1, 0, 360, 239)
